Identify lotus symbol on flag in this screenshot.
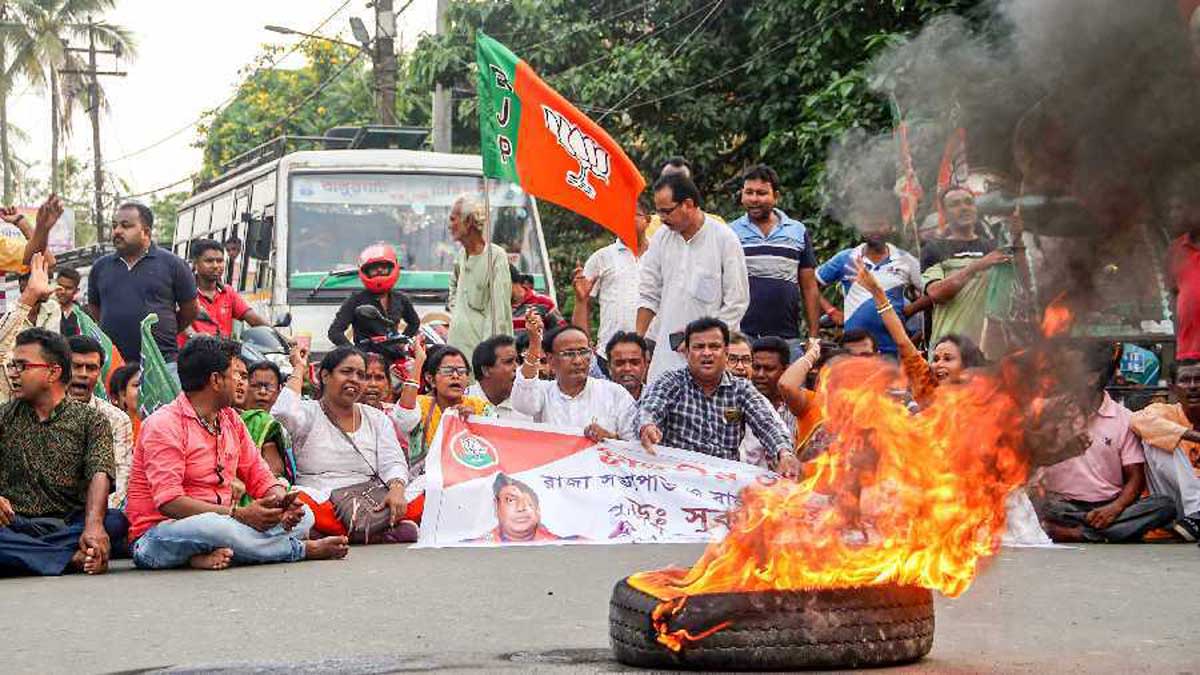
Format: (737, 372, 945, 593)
(451, 430, 500, 470)
(542, 105, 611, 199)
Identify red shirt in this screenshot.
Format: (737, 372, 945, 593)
(1169, 234, 1200, 359)
(512, 288, 558, 332)
(124, 393, 280, 541)
(179, 284, 251, 347)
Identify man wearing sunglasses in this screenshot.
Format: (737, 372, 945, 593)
(124, 336, 349, 570)
(0, 256, 125, 576)
(511, 311, 639, 442)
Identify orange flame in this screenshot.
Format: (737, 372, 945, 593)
(629, 352, 1041, 651)
(1040, 294, 1074, 338)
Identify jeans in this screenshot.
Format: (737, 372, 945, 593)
(0, 509, 129, 576)
(1036, 494, 1176, 542)
(132, 507, 314, 569)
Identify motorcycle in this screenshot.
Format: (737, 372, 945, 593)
(240, 325, 295, 378)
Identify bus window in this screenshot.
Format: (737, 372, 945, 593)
(193, 202, 213, 240)
(287, 173, 546, 286)
(252, 174, 276, 214)
(175, 208, 194, 248)
(211, 193, 234, 240)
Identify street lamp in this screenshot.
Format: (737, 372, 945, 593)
(263, 24, 366, 52)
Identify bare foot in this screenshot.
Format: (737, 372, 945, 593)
(67, 548, 87, 573)
(189, 547, 234, 570)
(304, 536, 350, 560)
(1042, 521, 1085, 543)
(82, 546, 107, 575)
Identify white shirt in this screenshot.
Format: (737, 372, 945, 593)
(738, 399, 796, 468)
(583, 240, 641, 354)
(510, 369, 639, 440)
(86, 395, 135, 508)
(466, 382, 532, 422)
(638, 214, 750, 383)
(271, 387, 409, 497)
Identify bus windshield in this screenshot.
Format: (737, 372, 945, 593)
(287, 172, 546, 288)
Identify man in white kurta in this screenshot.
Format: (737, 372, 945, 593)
(637, 173, 749, 383)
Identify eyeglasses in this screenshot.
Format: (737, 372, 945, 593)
(555, 348, 592, 361)
(655, 202, 682, 218)
(250, 381, 280, 391)
(727, 355, 753, 366)
(4, 361, 56, 375)
(436, 366, 470, 377)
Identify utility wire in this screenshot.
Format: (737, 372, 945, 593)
(104, 0, 354, 166)
(594, 5, 849, 117)
(596, 0, 725, 122)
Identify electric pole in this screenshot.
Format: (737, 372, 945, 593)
(374, 0, 398, 126)
(432, 0, 452, 152)
(63, 18, 125, 244)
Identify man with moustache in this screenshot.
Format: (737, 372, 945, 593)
(66, 335, 135, 509)
(920, 186, 1014, 359)
(730, 164, 822, 349)
(0, 256, 125, 576)
(638, 316, 800, 477)
(87, 202, 198, 370)
(603, 332, 650, 401)
(512, 312, 639, 442)
(468, 334, 530, 420)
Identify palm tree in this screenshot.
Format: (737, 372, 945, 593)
(1, 0, 134, 193)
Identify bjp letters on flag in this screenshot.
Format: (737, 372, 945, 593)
(415, 416, 779, 548)
(476, 32, 646, 254)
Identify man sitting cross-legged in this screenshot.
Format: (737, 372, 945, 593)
(1032, 342, 1177, 543)
(0, 288, 126, 576)
(125, 336, 348, 570)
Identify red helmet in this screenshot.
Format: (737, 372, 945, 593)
(357, 242, 400, 294)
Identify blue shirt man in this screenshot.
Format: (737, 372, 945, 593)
(818, 243, 923, 356)
(87, 203, 198, 363)
(729, 164, 821, 341)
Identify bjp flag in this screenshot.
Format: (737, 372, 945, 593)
(476, 32, 646, 254)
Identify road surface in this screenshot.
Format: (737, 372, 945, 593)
(3, 543, 1195, 673)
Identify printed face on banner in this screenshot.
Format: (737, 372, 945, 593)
(541, 105, 612, 199)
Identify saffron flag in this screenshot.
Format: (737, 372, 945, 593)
(72, 305, 125, 399)
(894, 121, 923, 228)
(137, 314, 180, 418)
(936, 127, 970, 233)
(476, 32, 646, 254)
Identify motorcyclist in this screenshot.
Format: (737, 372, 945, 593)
(328, 242, 421, 350)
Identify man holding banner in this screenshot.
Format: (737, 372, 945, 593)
(512, 312, 639, 442)
(638, 317, 800, 478)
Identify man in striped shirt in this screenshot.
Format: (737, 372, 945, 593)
(729, 164, 821, 347)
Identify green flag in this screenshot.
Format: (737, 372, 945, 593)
(72, 305, 125, 399)
(138, 314, 180, 418)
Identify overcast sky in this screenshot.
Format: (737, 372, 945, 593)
(8, 0, 436, 199)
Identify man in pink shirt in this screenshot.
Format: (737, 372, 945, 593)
(126, 337, 348, 570)
(1034, 343, 1176, 543)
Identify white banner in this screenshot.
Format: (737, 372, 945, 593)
(415, 415, 779, 547)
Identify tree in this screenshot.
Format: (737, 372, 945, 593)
(1, 0, 135, 192)
(409, 0, 983, 308)
(148, 190, 187, 245)
(196, 39, 429, 181)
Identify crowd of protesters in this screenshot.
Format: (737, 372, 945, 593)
(1, 153, 1199, 578)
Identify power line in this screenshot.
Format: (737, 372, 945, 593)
(119, 46, 368, 201)
(596, 0, 725, 122)
(103, 0, 354, 166)
(594, 6, 849, 117)
(509, 0, 656, 53)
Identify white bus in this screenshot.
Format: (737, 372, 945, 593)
(174, 146, 554, 352)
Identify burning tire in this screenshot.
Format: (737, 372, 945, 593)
(609, 577, 934, 670)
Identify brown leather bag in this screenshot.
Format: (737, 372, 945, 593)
(322, 403, 393, 544)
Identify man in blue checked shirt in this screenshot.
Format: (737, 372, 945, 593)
(817, 193, 931, 356)
(729, 164, 823, 345)
(638, 317, 801, 478)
